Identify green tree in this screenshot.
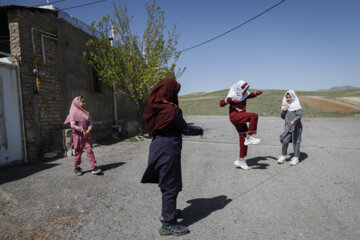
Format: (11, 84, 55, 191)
(84, 1, 184, 134)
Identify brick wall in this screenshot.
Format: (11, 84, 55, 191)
(5, 7, 138, 163)
(8, 8, 62, 161)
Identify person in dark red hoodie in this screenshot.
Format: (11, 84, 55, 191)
(220, 80, 263, 170)
(141, 78, 203, 236)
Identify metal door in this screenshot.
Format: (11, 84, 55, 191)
(0, 62, 23, 165)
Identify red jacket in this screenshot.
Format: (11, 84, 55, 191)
(219, 91, 262, 115)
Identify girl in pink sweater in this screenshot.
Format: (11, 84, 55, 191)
(64, 96, 101, 176)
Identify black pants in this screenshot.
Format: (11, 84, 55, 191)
(161, 189, 179, 224)
(142, 135, 183, 224)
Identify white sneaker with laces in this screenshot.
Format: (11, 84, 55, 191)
(290, 157, 299, 166)
(234, 160, 250, 170)
(244, 136, 261, 146)
(277, 155, 286, 164)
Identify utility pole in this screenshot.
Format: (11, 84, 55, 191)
(110, 27, 118, 127)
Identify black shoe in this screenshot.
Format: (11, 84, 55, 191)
(74, 167, 82, 176)
(91, 166, 102, 175)
(159, 209, 183, 224)
(159, 223, 190, 236)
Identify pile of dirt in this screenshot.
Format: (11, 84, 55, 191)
(300, 96, 360, 112)
(337, 97, 360, 108)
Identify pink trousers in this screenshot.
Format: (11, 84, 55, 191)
(72, 133, 97, 169)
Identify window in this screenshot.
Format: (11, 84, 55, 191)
(0, 12, 10, 57)
(89, 66, 102, 93)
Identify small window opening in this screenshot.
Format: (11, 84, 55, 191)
(89, 66, 102, 93)
(0, 12, 10, 58)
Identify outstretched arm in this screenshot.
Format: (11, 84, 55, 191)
(173, 111, 203, 136)
(247, 90, 263, 99)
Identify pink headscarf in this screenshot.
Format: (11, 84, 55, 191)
(64, 96, 90, 125)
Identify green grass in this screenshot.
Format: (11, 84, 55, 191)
(179, 89, 360, 117)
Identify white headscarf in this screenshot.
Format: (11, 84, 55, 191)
(282, 90, 302, 111)
(227, 80, 250, 102)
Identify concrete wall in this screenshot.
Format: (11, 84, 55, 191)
(115, 94, 139, 136)
(56, 18, 139, 139)
(56, 18, 114, 140)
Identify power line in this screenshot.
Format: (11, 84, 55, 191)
(179, 0, 286, 53)
(59, 0, 106, 11)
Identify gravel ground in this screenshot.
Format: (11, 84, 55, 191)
(1, 116, 359, 240)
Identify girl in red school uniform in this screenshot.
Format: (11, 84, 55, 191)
(64, 96, 102, 176)
(220, 80, 263, 170)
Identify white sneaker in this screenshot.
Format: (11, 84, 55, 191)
(290, 157, 299, 166)
(234, 160, 250, 170)
(244, 136, 261, 146)
(277, 155, 286, 164)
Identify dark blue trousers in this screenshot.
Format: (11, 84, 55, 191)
(141, 135, 182, 224)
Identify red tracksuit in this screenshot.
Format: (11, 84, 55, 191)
(219, 91, 261, 158)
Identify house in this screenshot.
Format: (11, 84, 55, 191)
(0, 5, 138, 166)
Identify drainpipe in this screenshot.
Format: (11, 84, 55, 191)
(0, 51, 28, 162)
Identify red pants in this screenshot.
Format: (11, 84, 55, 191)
(230, 112, 258, 158)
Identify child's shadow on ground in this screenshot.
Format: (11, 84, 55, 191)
(179, 195, 232, 227)
(292, 152, 308, 163)
(83, 162, 125, 175)
(246, 156, 276, 169)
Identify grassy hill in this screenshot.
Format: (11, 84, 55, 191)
(179, 89, 360, 117)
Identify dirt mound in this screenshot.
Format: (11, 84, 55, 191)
(337, 97, 360, 107)
(300, 96, 360, 112)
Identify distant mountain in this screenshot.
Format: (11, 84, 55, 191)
(318, 85, 359, 92)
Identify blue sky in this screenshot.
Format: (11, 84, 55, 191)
(3, 0, 360, 94)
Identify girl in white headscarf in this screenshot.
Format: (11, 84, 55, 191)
(220, 80, 263, 170)
(277, 90, 303, 166)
